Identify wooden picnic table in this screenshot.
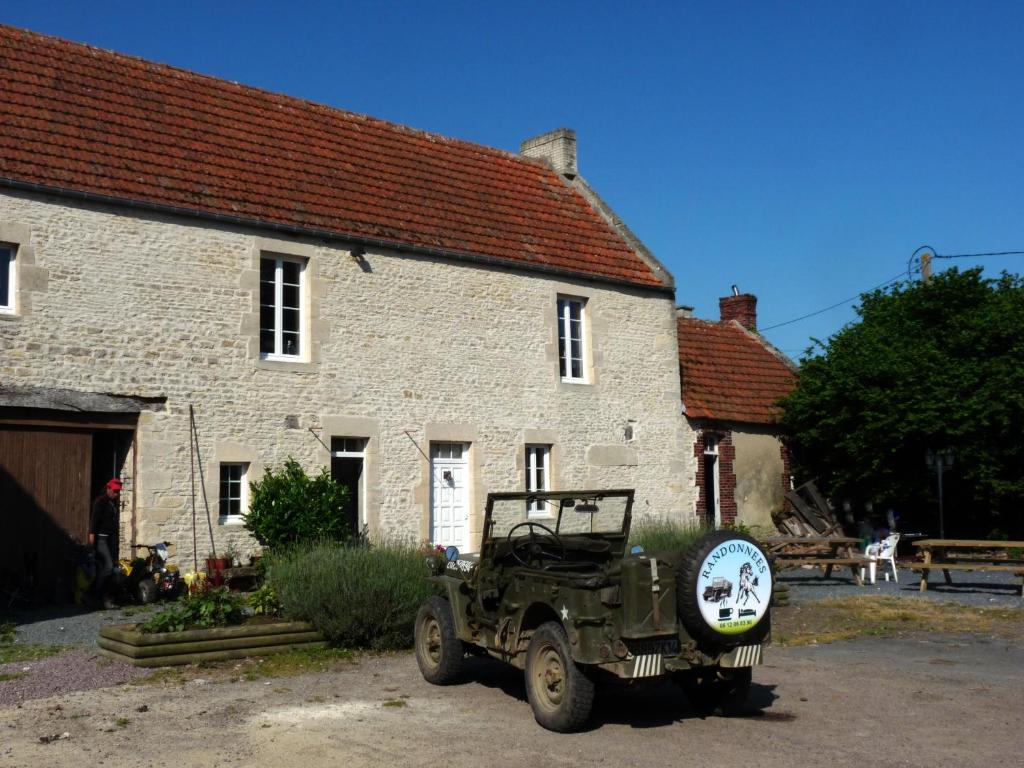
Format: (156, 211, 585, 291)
(912, 539, 1024, 596)
(764, 536, 865, 585)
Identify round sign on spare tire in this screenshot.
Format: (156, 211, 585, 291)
(676, 530, 773, 646)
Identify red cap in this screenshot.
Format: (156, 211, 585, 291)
(106, 478, 123, 491)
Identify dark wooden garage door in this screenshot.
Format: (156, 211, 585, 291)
(0, 426, 92, 601)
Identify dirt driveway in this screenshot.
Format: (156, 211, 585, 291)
(1, 632, 1021, 768)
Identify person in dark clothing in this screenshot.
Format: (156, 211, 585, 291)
(87, 478, 121, 608)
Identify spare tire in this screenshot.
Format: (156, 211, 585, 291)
(676, 530, 773, 647)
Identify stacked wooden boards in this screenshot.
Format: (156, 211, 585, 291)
(99, 620, 325, 667)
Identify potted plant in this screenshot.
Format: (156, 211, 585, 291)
(205, 552, 232, 586)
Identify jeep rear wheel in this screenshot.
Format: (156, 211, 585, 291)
(676, 530, 773, 647)
(524, 622, 594, 732)
(414, 596, 464, 685)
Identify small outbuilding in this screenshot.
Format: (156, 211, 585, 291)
(677, 292, 798, 533)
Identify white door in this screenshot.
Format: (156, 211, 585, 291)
(430, 442, 470, 551)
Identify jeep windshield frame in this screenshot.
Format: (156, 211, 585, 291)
(479, 489, 634, 562)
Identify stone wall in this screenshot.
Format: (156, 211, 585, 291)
(0, 189, 698, 564)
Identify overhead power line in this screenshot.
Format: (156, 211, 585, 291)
(762, 246, 1024, 334)
(934, 250, 1024, 259)
(760, 268, 916, 332)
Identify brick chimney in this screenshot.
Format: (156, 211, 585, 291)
(719, 286, 757, 331)
(520, 128, 577, 177)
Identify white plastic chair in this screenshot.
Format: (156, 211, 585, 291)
(861, 533, 900, 584)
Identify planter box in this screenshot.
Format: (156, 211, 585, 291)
(98, 620, 325, 667)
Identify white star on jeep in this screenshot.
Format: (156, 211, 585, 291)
(560, 604, 569, 621)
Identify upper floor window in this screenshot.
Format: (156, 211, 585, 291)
(526, 444, 551, 517)
(219, 463, 249, 523)
(260, 256, 304, 359)
(0, 245, 15, 314)
(557, 296, 586, 382)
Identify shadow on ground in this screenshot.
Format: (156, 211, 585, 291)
(449, 654, 781, 731)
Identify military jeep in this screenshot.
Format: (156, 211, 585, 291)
(414, 490, 773, 732)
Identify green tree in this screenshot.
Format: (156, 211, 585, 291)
(781, 268, 1024, 537)
(244, 458, 352, 549)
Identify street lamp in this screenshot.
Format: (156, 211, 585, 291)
(925, 449, 955, 538)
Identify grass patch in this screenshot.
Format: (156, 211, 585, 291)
(132, 667, 185, 687)
(131, 646, 357, 685)
(115, 718, 130, 728)
(266, 540, 440, 650)
(237, 647, 356, 681)
(772, 596, 1024, 647)
(629, 519, 711, 553)
(382, 698, 407, 708)
(0, 672, 25, 682)
(0, 644, 64, 665)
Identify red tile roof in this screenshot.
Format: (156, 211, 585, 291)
(678, 317, 797, 424)
(0, 25, 666, 289)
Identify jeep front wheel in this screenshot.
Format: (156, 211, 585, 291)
(524, 622, 594, 732)
(414, 596, 464, 685)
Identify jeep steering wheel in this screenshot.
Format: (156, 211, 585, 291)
(506, 522, 566, 569)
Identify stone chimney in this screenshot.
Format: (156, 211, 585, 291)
(719, 286, 757, 331)
(675, 305, 694, 319)
(520, 128, 577, 177)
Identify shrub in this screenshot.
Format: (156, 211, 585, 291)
(244, 458, 352, 550)
(248, 583, 282, 616)
(629, 518, 711, 553)
(266, 540, 438, 650)
(140, 587, 245, 633)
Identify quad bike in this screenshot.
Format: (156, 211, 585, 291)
(138, 541, 184, 602)
(121, 542, 183, 604)
(76, 541, 183, 607)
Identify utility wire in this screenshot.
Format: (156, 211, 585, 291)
(934, 250, 1024, 260)
(760, 268, 916, 332)
(761, 247, 1024, 334)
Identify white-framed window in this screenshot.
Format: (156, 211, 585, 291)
(0, 245, 15, 314)
(557, 296, 586, 382)
(260, 255, 305, 359)
(526, 444, 552, 517)
(331, 437, 367, 531)
(703, 434, 721, 528)
(219, 463, 249, 523)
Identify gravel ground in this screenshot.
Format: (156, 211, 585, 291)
(777, 565, 1023, 606)
(1, 605, 161, 707)
(3, 603, 162, 647)
(0, 648, 151, 706)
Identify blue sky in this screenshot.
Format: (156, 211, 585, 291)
(4, 1, 1023, 357)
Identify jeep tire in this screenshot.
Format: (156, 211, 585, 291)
(525, 622, 595, 732)
(676, 530, 772, 647)
(414, 596, 465, 685)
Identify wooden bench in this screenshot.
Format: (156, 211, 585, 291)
(909, 563, 1024, 596)
(773, 557, 865, 586)
(912, 539, 1024, 596)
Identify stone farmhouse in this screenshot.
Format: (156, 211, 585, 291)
(0, 26, 697, 598)
(677, 291, 797, 534)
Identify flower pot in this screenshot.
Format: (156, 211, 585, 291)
(206, 557, 231, 586)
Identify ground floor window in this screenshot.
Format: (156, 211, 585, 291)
(219, 463, 248, 523)
(526, 444, 551, 517)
